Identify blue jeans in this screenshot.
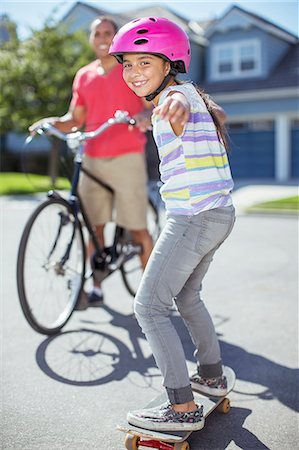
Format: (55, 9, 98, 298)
(134, 206, 235, 404)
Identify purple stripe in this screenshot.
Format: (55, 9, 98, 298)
(160, 166, 187, 178)
(161, 145, 183, 165)
(182, 134, 219, 143)
(192, 193, 222, 209)
(160, 131, 176, 144)
(189, 112, 213, 123)
(162, 180, 233, 196)
(185, 151, 227, 158)
(190, 180, 232, 195)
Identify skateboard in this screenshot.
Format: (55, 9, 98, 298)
(117, 366, 236, 450)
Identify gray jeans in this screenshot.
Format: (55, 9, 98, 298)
(134, 206, 235, 404)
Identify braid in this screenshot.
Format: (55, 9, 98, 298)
(195, 86, 229, 150)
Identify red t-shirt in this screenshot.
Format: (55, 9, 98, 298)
(71, 61, 146, 158)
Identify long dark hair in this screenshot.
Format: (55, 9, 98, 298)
(176, 79, 229, 150)
(196, 86, 229, 150)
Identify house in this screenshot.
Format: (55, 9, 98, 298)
(0, 14, 10, 44)
(202, 4, 299, 181)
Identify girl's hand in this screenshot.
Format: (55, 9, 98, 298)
(153, 92, 190, 127)
(131, 110, 153, 132)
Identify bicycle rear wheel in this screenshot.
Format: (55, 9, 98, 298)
(17, 197, 86, 335)
(120, 199, 160, 297)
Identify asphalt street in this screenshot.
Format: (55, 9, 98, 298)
(1, 191, 298, 450)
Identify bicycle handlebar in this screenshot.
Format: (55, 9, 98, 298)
(28, 110, 136, 148)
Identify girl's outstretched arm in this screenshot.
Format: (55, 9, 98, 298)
(153, 92, 190, 136)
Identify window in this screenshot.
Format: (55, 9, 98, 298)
(218, 48, 233, 73)
(211, 39, 261, 80)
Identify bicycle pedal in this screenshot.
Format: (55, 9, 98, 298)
(107, 254, 125, 271)
(123, 243, 142, 255)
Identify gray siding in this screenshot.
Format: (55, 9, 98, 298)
(262, 30, 291, 73)
(63, 4, 108, 34)
(221, 97, 299, 117)
(180, 42, 204, 84)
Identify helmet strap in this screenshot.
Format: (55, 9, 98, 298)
(145, 68, 178, 102)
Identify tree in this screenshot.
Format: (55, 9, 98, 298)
(0, 22, 93, 133)
(0, 20, 93, 181)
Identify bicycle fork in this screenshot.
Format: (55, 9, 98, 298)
(92, 227, 142, 283)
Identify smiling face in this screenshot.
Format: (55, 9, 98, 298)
(89, 19, 117, 60)
(122, 53, 171, 104)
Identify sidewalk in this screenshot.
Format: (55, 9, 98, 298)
(232, 181, 298, 215)
(1, 181, 298, 216)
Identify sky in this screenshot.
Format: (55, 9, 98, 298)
(1, 0, 298, 40)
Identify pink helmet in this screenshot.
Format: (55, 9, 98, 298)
(109, 17, 191, 73)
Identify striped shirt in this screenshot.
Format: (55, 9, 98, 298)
(152, 83, 234, 215)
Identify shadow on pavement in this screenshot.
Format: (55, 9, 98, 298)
(35, 302, 297, 449)
(36, 303, 298, 414)
(189, 406, 270, 449)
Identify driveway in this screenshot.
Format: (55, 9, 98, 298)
(1, 190, 298, 449)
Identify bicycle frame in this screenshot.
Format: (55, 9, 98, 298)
(17, 110, 160, 334)
(40, 111, 148, 281)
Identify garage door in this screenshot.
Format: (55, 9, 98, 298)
(227, 121, 275, 179)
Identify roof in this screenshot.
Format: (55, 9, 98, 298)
(62, 1, 108, 23)
(206, 4, 298, 44)
(61, 1, 207, 46)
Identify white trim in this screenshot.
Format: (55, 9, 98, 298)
(275, 115, 291, 181)
(213, 87, 299, 103)
(227, 111, 299, 123)
(211, 39, 262, 81)
(239, 10, 297, 44)
(226, 113, 294, 182)
(206, 6, 297, 44)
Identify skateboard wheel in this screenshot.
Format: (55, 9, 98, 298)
(174, 442, 190, 450)
(124, 434, 140, 450)
(216, 397, 230, 413)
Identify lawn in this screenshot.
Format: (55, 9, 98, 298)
(248, 196, 299, 213)
(1, 172, 298, 214)
(0, 172, 70, 195)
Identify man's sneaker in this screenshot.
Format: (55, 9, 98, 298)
(127, 402, 204, 432)
(88, 288, 104, 307)
(190, 371, 228, 397)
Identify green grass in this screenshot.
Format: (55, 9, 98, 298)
(0, 172, 70, 195)
(249, 196, 299, 213)
(1, 173, 298, 215)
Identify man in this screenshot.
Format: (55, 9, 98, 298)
(30, 17, 153, 305)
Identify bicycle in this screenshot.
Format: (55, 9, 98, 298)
(17, 111, 161, 336)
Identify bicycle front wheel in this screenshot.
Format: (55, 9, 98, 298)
(120, 199, 160, 297)
(17, 197, 86, 335)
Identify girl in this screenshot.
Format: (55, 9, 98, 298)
(109, 17, 235, 432)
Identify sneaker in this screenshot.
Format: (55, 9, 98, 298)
(88, 288, 104, 307)
(127, 402, 204, 432)
(190, 371, 228, 397)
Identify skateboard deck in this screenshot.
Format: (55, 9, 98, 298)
(118, 366, 236, 450)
